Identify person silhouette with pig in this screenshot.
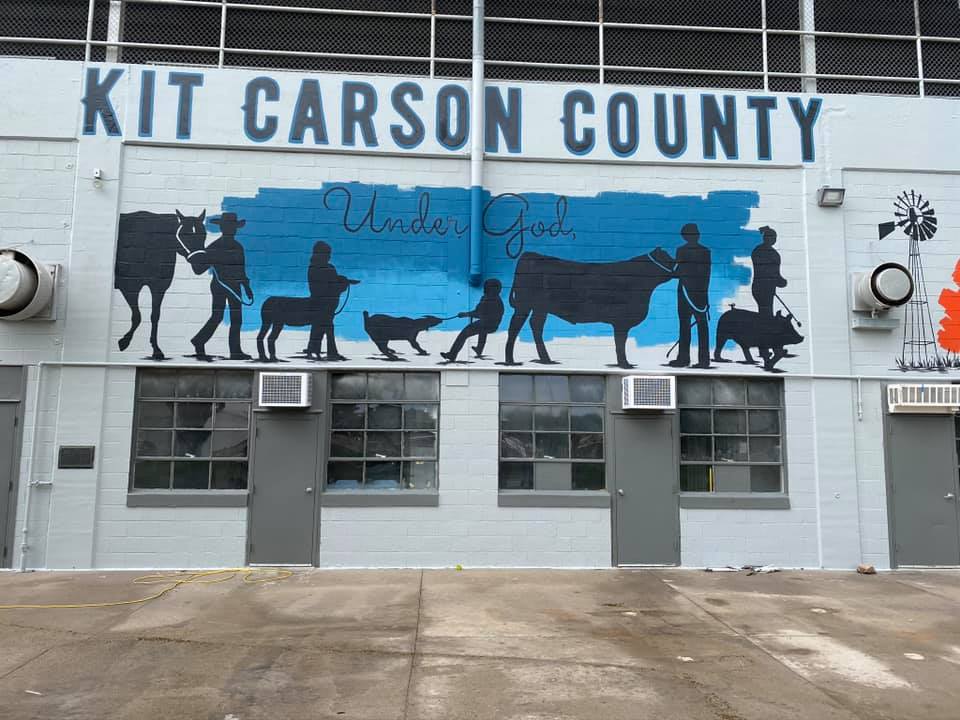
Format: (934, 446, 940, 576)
(305, 240, 360, 361)
(441, 278, 504, 362)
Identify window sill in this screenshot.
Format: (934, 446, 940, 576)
(320, 490, 439, 507)
(679, 493, 790, 510)
(498, 491, 610, 508)
(126, 491, 248, 508)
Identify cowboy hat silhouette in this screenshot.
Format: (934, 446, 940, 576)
(211, 212, 246, 232)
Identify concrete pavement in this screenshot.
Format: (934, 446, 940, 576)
(0, 568, 958, 719)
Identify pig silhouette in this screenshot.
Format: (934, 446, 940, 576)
(713, 308, 803, 372)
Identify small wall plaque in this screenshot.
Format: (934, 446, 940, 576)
(57, 446, 95, 469)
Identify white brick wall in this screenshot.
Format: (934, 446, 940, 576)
(319, 370, 612, 568)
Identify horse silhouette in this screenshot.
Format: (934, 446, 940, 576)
(114, 209, 207, 359)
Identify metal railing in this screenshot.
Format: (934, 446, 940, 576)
(2, 0, 960, 96)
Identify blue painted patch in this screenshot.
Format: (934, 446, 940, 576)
(217, 183, 760, 346)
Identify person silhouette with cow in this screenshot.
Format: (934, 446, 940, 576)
(668, 223, 712, 369)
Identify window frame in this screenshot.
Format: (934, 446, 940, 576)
(323, 371, 440, 506)
(127, 369, 253, 508)
(498, 373, 610, 508)
(677, 376, 790, 510)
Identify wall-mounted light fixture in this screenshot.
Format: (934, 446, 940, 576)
(817, 186, 846, 207)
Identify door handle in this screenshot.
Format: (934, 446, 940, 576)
(305, 487, 313, 494)
(617, 489, 625, 496)
(946, 493, 956, 500)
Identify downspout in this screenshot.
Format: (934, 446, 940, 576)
(468, 0, 484, 286)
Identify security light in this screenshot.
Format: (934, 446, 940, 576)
(817, 186, 846, 207)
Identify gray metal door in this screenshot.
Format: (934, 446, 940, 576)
(887, 415, 960, 566)
(0, 403, 17, 567)
(612, 414, 679, 566)
(248, 414, 321, 565)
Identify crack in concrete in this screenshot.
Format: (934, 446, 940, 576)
(401, 569, 424, 720)
(656, 574, 874, 720)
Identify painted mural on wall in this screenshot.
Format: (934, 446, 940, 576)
(112, 183, 805, 372)
(876, 190, 943, 371)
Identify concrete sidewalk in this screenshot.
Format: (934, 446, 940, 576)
(0, 569, 958, 719)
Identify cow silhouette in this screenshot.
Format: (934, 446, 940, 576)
(256, 296, 320, 362)
(503, 247, 677, 368)
(114, 210, 207, 360)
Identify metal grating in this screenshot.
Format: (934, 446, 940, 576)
(888, 384, 960, 414)
(3, 1, 960, 97)
(622, 376, 675, 411)
(259, 372, 311, 408)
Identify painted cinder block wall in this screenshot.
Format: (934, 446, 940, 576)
(2, 58, 960, 568)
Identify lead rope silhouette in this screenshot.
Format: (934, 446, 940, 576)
(176, 220, 254, 307)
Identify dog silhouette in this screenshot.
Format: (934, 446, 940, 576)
(363, 311, 443, 360)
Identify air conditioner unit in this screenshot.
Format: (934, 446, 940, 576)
(622, 375, 676, 410)
(259, 372, 312, 408)
(887, 384, 960, 414)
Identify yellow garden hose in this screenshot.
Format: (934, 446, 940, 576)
(0, 567, 293, 610)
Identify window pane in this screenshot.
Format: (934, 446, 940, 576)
(368, 403, 402, 429)
(715, 436, 748, 462)
(404, 404, 438, 430)
(367, 431, 402, 457)
(140, 371, 176, 398)
(570, 375, 605, 403)
(500, 404, 533, 431)
(332, 404, 365, 429)
(404, 431, 436, 458)
(177, 371, 215, 398)
(332, 373, 366, 399)
(133, 460, 171, 489)
(137, 430, 171, 457)
(366, 461, 401, 489)
(535, 375, 570, 402)
(534, 462, 571, 490)
(681, 436, 712, 461)
(571, 406, 603, 432)
(327, 461, 363, 489)
(572, 433, 603, 459)
(368, 373, 403, 400)
(714, 409, 747, 435)
(404, 460, 436, 489)
(175, 430, 211, 458)
(535, 433, 569, 459)
(680, 465, 712, 492)
(572, 463, 605, 490)
(748, 409, 780, 435)
(749, 436, 781, 463)
(216, 373, 252, 399)
(679, 409, 711, 434)
(214, 402, 249, 429)
(499, 462, 533, 490)
(750, 465, 782, 493)
(330, 431, 364, 457)
(500, 374, 534, 402)
(714, 378, 746, 405)
(678, 378, 711, 406)
(535, 405, 568, 431)
(747, 379, 781, 406)
(211, 461, 248, 489)
(404, 373, 439, 401)
(177, 403, 214, 429)
(212, 431, 248, 458)
(139, 402, 174, 428)
(173, 461, 210, 489)
(501, 432, 533, 458)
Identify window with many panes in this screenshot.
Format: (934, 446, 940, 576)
(328, 372, 439, 491)
(499, 374, 606, 491)
(131, 370, 253, 491)
(678, 377, 784, 494)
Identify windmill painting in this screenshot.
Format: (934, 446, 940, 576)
(879, 190, 941, 370)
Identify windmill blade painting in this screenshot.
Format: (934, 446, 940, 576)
(881, 190, 943, 370)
